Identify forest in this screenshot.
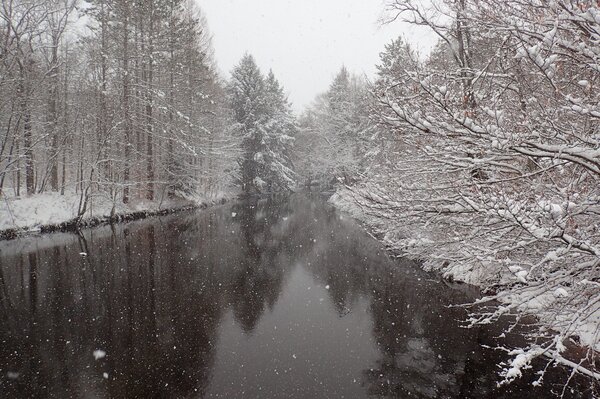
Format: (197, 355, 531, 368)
(1, 0, 599, 393)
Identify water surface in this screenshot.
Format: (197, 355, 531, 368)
(0, 194, 593, 398)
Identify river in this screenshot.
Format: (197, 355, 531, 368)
(0, 194, 593, 398)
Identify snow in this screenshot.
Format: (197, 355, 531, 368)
(0, 187, 236, 236)
(515, 270, 528, 283)
(253, 177, 267, 190)
(502, 347, 544, 382)
(93, 349, 106, 360)
(1, 191, 79, 231)
(7, 371, 20, 380)
(309, 0, 600, 387)
(577, 80, 589, 87)
(330, 185, 600, 359)
(253, 152, 264, 163)
(554, 288, 568, 298)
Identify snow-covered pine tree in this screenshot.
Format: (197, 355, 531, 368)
(229, 54, 267, 194)
(228, 55, 296, 194)
(262, 70, 296, 192)
(327, 66, 351, 114)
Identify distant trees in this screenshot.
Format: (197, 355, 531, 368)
(0, 0, 239, 209)
(296, 66, 374, 187)
(228, 54, 296, 194)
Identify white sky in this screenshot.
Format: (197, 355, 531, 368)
(198, 0, 437, 112)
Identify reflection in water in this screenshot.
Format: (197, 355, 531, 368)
(0, 194, 594, 398)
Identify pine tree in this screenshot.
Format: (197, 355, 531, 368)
(228, 55, 296, 194)
(229, 54, 266, 193)
(327, 66, 350, 114)
(262, 70, 296, 191)
(375, 36, 416, 97)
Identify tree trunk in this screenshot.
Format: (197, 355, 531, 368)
(19, 70, 35, 195)
(98, 0, 109, 197)
(15, 137, 21, 197)
(122, 1, 132, 204)
(48, 35, 60, 191)
(145, 3, 155, 201)
(167, 1, 175, 198)
(60, 42, 69, 196)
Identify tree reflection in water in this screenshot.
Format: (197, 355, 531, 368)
(0, 194, 594, 398)
(228, 198, 293, 333)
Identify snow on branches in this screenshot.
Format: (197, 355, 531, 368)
(228, 55, 297, 194)
(340, 0, 600, 389)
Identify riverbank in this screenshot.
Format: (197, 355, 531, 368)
(329, 188, 493, 285)
(329, 186, 600, 385)
(0, 189, 235, 241)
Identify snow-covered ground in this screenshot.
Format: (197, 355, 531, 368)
(329, 189, 499, 285)
(0, 188, 236, 236)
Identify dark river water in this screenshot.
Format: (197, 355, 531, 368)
(0, 194, 594, 398)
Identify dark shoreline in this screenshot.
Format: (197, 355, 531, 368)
(0, 198, 228, 242)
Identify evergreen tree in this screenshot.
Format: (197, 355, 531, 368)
(229, 54, 266, 193)
(262, 70, 296, 191)
(327, 66, 350, 114)
(228, 55, 296, 194)
(374, 36, 416, 97)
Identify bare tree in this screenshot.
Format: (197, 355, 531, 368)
(336, 0, 600, 387)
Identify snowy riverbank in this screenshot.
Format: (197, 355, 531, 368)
(0, 189, 236, 240)
(330, 186, 600, 382)
(329, 188, 498, 285)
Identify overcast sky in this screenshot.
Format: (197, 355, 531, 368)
(198, 0, 437, 112)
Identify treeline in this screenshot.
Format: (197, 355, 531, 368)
(296, 66, 373, 187)
(0, 0, 296, 214)
(298, 0, 599, 386)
